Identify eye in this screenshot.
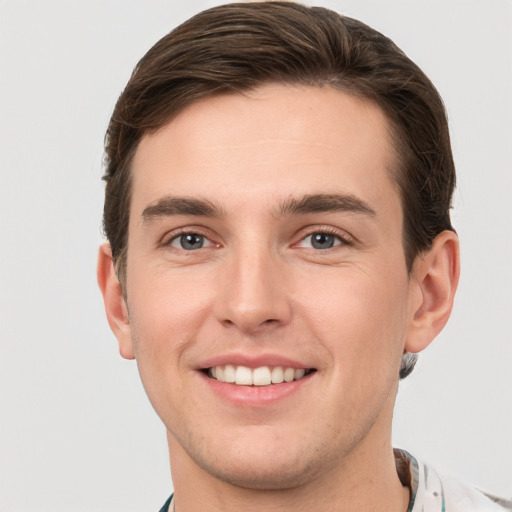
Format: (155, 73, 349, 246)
(170, 233, 212, 251)
(298, 232, 344, 250)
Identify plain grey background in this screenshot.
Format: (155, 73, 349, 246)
(0, 1, 511, 511)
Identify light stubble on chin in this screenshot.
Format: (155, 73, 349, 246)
(166, 398, 392, 493)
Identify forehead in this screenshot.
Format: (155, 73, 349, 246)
(130, 84, 399, 218)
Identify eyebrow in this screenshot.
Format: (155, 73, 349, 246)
(277, 193, 376, 217)
(141, 196, 223, 222)
(141, 192, 376, 223)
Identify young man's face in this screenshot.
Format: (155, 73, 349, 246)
(111, 85, 426, 488)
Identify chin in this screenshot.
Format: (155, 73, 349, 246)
(177, 427, 344, 491)
(201, 453, 322, 491)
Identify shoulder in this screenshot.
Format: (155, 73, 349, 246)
(395, 449, 511, 512)
(442, 477, 512, 512)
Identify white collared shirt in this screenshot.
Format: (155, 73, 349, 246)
(397, 449, 511, 512)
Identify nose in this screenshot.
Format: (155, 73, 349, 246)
(214, 243, 292, 334)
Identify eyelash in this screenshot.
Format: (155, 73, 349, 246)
(296, 226, 354, 250)
(162, 228, 217, 251)
(161, 226, 354, 252)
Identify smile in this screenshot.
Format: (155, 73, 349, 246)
(207, 365, 314, 386)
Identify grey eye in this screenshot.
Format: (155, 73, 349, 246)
(310, 233, 337, 249)
(172, 233, 206, 250)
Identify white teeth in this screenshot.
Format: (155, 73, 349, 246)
(271, 366, 284, 384)
(253, 367, 272, 386)
(235, 366, 252, 385)
(224, 364, 235, 383)
(209, 365, 310, 386)
(283, 367, 295, 382)
(294, 369, 305, 380)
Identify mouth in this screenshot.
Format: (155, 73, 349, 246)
(203, 365, 316, 386)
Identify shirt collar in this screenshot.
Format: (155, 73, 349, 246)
(395, 448, 445, 512)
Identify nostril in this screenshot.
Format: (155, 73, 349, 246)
(220, 316, 282, 331)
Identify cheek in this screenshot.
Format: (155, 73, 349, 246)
(125, 268, 209, 380)
(128, 261, 213, 332)
(125, 280, 201, 424)
(297, 266, 410, 370)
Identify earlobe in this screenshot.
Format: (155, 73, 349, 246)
(405, 230, 460, 354)
(97, 243, 135, 360)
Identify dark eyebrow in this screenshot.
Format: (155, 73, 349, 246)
(277, 194, 376, 217)
(141, 196, 223, 222)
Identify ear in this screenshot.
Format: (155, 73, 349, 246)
(97, 243, 134, 360)
(405, 230, 460, 354)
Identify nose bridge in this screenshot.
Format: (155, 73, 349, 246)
(216, 236, 291, 332)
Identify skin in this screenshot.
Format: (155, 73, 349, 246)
(98, 84, 459, 511)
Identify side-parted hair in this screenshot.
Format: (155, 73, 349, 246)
(102, 1, 456, 378)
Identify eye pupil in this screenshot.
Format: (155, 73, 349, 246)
(311, 233, 335, 249)
(180, 234, 204, 250)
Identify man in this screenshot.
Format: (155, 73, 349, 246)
(97, 2, 510, 511)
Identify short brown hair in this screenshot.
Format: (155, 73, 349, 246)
(102, 1, 456, 376)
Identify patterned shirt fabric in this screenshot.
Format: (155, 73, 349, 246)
(395, 449, 512, 512)
(159, 450, 511, 512)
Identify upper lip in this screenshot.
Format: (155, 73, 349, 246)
(197, 352, 314, 370)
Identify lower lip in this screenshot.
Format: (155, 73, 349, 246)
(198, 371, 314, 407)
